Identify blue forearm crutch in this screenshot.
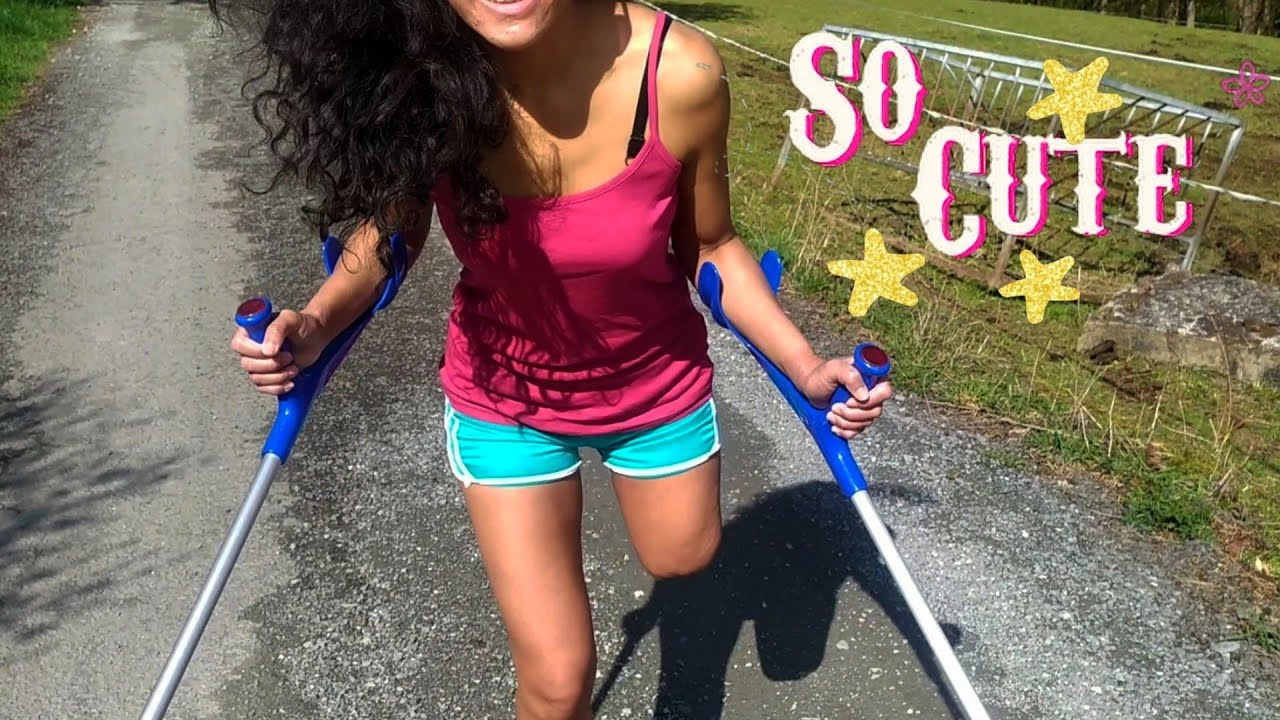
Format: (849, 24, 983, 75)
(138, 234, 408, 720)
(697, 251, 990, 720)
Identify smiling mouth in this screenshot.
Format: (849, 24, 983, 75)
(479, 0, 537, 17)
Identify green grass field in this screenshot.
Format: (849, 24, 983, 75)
(659, 0, 1280, 618)
(0, 0, 81, 118)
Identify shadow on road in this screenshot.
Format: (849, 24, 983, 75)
(0, 373, 179, 644)
(593, 479, 968, 719)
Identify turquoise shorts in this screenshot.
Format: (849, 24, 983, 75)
(443, 399, 721, 487)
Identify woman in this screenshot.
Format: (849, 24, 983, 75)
(225, 1, 893, 717)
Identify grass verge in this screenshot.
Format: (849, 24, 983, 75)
(0, 0, 82, 119)
(656, 0, 1280, 643)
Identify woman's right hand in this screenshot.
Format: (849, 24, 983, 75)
(230, 309, 328, 395)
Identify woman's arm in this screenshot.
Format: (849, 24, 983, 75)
(660, 23, 891, 436)
(294, 201, 435, 351)
(236, 200, 433, 395)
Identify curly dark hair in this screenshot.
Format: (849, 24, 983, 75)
(209, 0, 510, 272)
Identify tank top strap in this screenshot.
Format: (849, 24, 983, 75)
(626, 11, 673, 162)
(645, 11, 672, 139)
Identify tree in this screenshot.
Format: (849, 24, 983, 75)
(1238, 0, 1266, 32)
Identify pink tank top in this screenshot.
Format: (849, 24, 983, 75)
(431, 12, 714, 435)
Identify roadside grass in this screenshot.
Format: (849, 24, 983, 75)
(1238, 607, 1280, 654)
(0, 0, 82, 118)
(661, 0, 1280, 611)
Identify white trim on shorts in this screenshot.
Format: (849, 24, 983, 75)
(443, 400, 582, 487)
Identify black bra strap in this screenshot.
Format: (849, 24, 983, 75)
(626, 14, 673, 163)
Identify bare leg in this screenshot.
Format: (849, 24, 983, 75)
(462, 475, 596, 720)
(611, 456, 727, 717)
(610, 454, 723, 579)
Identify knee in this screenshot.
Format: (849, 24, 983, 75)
(516, 648, 596, 719)
(640, 524, 722, 579)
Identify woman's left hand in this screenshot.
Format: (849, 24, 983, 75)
(797, 357, 894, 439)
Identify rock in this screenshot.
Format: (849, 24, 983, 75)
(1078, 271, 1280, 386)
(1212, 640, 1242, 658)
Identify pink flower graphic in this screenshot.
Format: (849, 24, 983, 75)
(1221, 60, 1270, 108)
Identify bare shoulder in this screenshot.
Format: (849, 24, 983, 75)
(644, 16, 729, 160)
(656, 18, 728, 115)
(616, 5, 730, 156)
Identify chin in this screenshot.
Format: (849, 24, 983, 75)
(449, 0, 563, 51)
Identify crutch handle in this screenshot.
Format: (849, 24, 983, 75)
(819, 340, 890, 415)
(235, 295, 294, 360)
(824, 341, 893, 411)
(853, 342, 892, 391)
(232, 233, 408, 462)
(696, 251, 879, 497)
(234, 296, 274, 344)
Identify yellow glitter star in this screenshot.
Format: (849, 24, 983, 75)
(1026, 57, 1123, 145)
(998, 250, 1080, 324)
(827, 228, 926, 317)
